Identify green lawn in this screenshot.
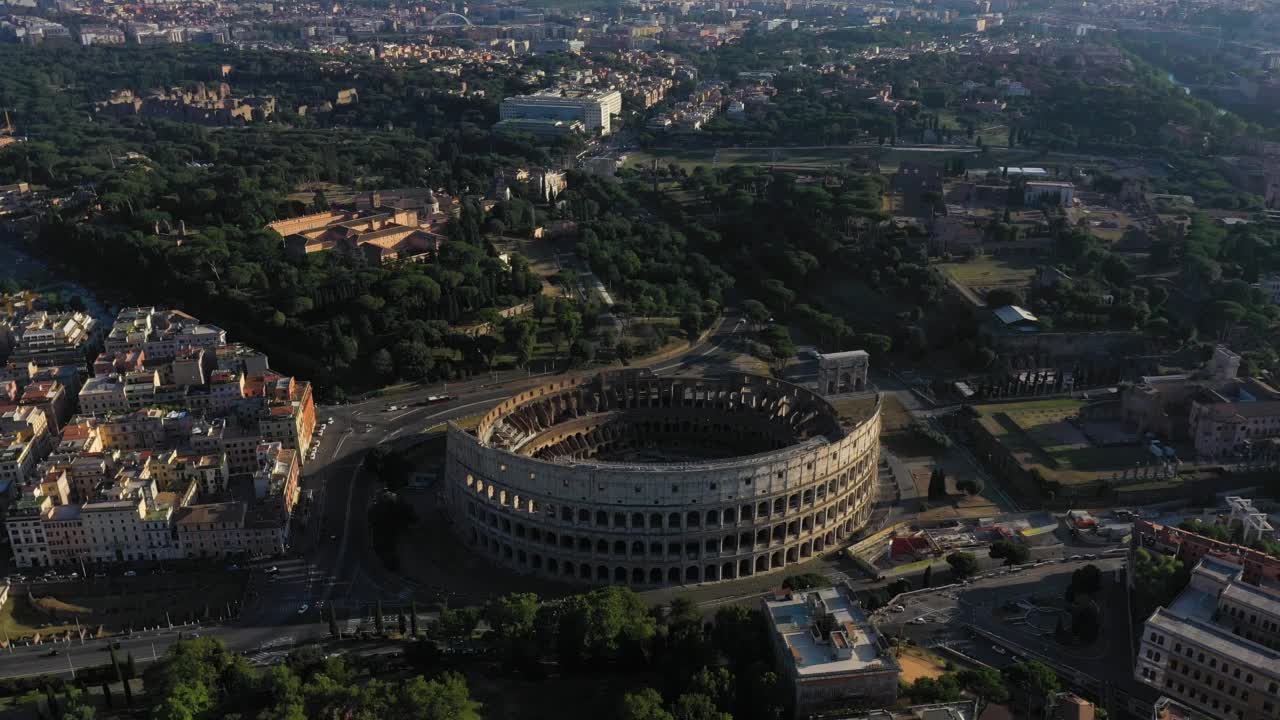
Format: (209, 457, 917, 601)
(937, 257, 1038, 294)
(975, 399, 1159, 486)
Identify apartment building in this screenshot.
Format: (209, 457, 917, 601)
(94, 408, 167, 451)
(255, 375, 316, 458)
(175, 501, 286, 559)
(7, 310, 98, 367)
(1134, 556, 1280, 720)
(763, 587, 900, 714)
(3, 305, 319, 565)
(104, 307, 226, 361)
(1133, 518, 1280, 585)
(189, 418, 268, 475)
(18, 380, 70, 433)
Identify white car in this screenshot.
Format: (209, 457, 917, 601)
(297, 604, 309, 615)
(891, 605, 906, 613)
(992, 645, 1007, 655)
(326, 417, 335, 425)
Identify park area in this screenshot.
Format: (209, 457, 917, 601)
(936, 257, 1037, 301)
(0, 573, 246, 643)
(974, 399, 1152, 486)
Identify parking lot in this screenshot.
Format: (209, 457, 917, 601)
(872, 556, 1128, 677)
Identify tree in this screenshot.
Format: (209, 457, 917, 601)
(989, 540, 1031, 565)
(689, 667, 735, 712)
(370, 348, 395, 378)
(398, 609, 408, 636)
(1003, 660, 1061, 717)
(109, 646, 131, 706)
(393, 340, 434, 381)
(922, 564, 933, 589)
(327, 606, 340, 638)
(409, 600, 419, 637)
(680, 307, 704, 341)
(928, 467, 947, 500)
(126, 652, 137, 680)
(375, 601, 385, 635)
(743, 299, 770, 329)
(1071, 601, 1102, 643)
(620, 688, 674, 720)
(946, 552, 979, 579)
(617, 338, 634, 364)
(569, 338, 596, 367)
(1132, 548, 1189, 618)
(673, 693, 731, 720)
(957, 667, 1009, 716)
(1070, 564, 1103, 596)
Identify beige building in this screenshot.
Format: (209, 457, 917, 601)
(764, 587, 900, 714)
(255, 376, 316, 460)
(268, 206, 445, 262)
(104, 307, 226, 361)
(1121, 346, 1280, 459)
(5, 494, 52, 567)
(1134, 556, 1280, 720)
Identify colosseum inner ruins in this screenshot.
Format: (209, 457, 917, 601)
(444, 370, 882, 588)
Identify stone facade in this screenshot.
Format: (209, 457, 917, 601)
(445, 371, 881, 588)
(817, 351, 870, 396)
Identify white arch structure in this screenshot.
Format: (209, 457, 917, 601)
(431, 12, 472, 26)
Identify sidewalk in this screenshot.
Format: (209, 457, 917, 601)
(882, 447, 920, 505)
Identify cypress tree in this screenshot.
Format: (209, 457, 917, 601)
(375, 601, 385, 635)
(409, 600, 419, 637)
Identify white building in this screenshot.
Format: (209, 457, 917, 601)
(763, 587, 900, 713)
(1024, 181, 1075, 207)
(499, 89, 623, 135)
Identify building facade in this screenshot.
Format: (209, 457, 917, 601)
(1134, 557, 1280, 720)
(763, 587, 900, 714)
(499, 89, 623, 135)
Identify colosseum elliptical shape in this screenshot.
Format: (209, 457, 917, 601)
(444, 370, 882, 588)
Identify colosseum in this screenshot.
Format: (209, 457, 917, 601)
(444, 370, 882, 588)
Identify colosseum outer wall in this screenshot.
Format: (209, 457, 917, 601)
(444, 376, 882, 588)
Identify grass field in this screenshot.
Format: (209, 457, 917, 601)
(936, 257, 1037, 296)
(0, 596, 76, 640)
(1, 574, 247, 641)
(975, 399, 1153, 485)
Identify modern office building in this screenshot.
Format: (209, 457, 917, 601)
(499, 89, 623, 135)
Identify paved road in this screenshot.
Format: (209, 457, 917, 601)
(875, 557, 1126, 671)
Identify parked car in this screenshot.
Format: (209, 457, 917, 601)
(123, 570, 137, 577)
